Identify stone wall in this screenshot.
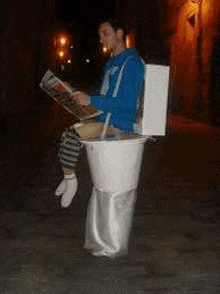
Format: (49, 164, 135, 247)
(165, 0, 220, 119)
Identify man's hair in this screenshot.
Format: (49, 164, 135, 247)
(99, 17, 130, 41)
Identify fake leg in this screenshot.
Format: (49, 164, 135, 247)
(56, 127, 81, 207)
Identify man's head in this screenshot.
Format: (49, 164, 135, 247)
(99, 18, 128, 56)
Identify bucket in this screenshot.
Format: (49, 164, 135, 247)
(83, 135, 147, 193)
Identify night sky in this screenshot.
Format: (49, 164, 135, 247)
(55, 0, 116, 23)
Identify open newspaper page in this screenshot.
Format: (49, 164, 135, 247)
(39, 70, 102, 121)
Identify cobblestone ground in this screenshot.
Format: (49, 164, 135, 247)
(0, 105, 220, 293)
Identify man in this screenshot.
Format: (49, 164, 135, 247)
(56, 18, 145, 208)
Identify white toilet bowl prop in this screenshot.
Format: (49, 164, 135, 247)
(83, 135, 148, 257)
(139, 64, 170, 136)
(84, 187, 138, 257)
(83, 64, 170, 257)
(84, 136, 146, 193)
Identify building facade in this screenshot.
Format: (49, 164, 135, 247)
(116, 0, 220, 121)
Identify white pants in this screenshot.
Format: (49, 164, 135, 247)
(84, 187, 137, 258)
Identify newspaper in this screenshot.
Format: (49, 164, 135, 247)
(39, 70, 102, 121)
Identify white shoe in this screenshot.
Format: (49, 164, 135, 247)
(55, 179, 66, 196)
(61, 176, 78, 208)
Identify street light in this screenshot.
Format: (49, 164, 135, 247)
(58, 50, 65, 58)
(55, 35, 71, 59)
(52, 30, 73, 73)
(59, 37, 67, 46)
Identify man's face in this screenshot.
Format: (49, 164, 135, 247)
(99, 22, 118, 53)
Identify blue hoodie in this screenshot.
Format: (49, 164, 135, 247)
(91, 49, 145, 133)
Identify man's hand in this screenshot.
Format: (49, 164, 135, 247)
(71, 91, 91, 106)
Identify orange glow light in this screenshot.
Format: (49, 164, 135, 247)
(126, 36, 130, 48)
(59, 51, 65, 58)
(59, 37, 67, 46)
(103, 46, 108, 53)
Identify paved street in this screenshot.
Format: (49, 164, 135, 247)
(0, 102, 220, 293)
